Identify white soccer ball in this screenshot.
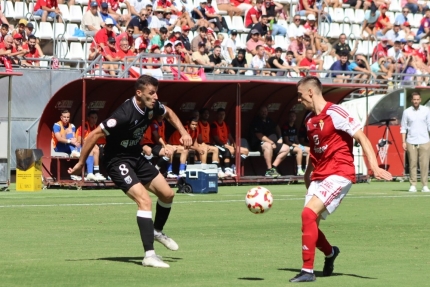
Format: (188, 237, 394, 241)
(245, 186, 273, 214)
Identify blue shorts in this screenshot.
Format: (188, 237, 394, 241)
(54, 143, 77, 154)
(34, 9, 57, 19)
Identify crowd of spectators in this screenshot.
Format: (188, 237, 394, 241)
(1, 0, 430, 82)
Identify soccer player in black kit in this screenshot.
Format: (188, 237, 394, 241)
(68, 75, 192, 268)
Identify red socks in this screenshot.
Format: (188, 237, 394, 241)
(317, 228, 333, 257)
(301, 207, 318, 270)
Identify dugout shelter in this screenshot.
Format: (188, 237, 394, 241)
(36, 78, 374, 188)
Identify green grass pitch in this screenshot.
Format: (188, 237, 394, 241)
(1, 181, 429, 287)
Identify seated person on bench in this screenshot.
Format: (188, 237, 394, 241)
(249, 106, 290, 178)
(281, 110, 310, 176)
(76, 110, 107, 181)
(52, 109, 81, 158)
(211, 107, 249, 177)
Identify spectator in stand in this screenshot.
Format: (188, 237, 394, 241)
(177, 5, 196, 29)
(334, 33, 358, 59)
(94, 18, 115, 49)
(232, 0, 253, 15)
(348, 53, 375, 83)
(222, 29, 239, 64)
(395, 7, 410, 26)
(106, 0, 131, 24)
(372, 36, 389, 62)
(388, 40, 405, 73)
(191, 26, 211, 52)
(206, 27, 217, 49)
(246, 14, 268, 41)
(146, 45, 161, 68)
(402, 21, 415, 38)
(51, 110, 81, 159)
(177, 25, 192, 52)
(117, 37, 135, 62)
(249, 105, 290, 178)
(245, 0, 263, 28)
(288, 30, 306, 62)
(402, 0, 420, 14)
(192, 41, 211, 72)
(174, 40, 192, 69)
(289, 14, 305, 42)
(76, 110, 107, 182)
(128, 0, 152, 17)
(229, 48, 248, 74)
(160, 8, 178, 31)
(100, 2, 124, 33)
(284, 51, 300, 77)
(134, 27, 151, 52)
(263, 0, 287, 36)
(264, 35, 275, 58)
(12, 33, 24, 54)
(361, 4, 380, 39)
(211, 107, 250, 176)
(0, 24, 8, 43)
(370, 56, 394, 81)
(298, 0, 318, 17)
(416, 8, 430, 41)
(303, 14, 318, 37)
(162, 41, 177, 72)
(246, 29, 265, 55)
(129, 8, 149, 34)
(385, 22, 406, 47)
(251, 45, 270, 75)
(150, 26, 169, 49)
(147, 7, 165, 33)
(375, 4, 393, 37)
(403, 36, 417, 57)
(12, 19, 28, 42)
(281, 110, 309, 175)
(82, 2, 104, 37)
(0, 35, 27, 69)
(299, 48, 320, 77)
(100, 37, 121, 76)
(208, 45, 227, 73)
(328, 50, 351, 83)
(192, 1, 211, 28)
(216, 0, 242, 18)
(205, 0, 229, 32)
(116, 25, 135, 52)
(33, 0, 62, 23)
(267, 47, 300, 76)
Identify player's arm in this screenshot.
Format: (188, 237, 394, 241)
(163, 106, 192, 147)
(68, 127, 105, 175)
(353, 130, 392, 181)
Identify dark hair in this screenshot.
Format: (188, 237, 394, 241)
(87, 110, 98, 117)
(286, 51, 294, 56)
(146, 4, 153, 8)
(297, 76, 322, 93)
(61, 110, 70, 115)
(142, 27, 150, 35)
(200, 107, 209, 114)
(217, 108, 225, 113)
(160, 27, 168, 34)
(411, 92, 421, 98)
(1, 23, 9, 30)
(135, 75, 158, 91)
(199, 26, 208, 33)
(213, 45, 221, 50)
(339, 50, 349, 57)
(237, 49, 246, 56)
(28, 34, 36, 41)
(275, 47, 283, 52)
(261, 14, 268, 18)
(189, 116, 199, 123)
(127, 24, 134, 30)
(256, 0, 264, 3)
(256, 44, 263, 50)
(265, 35, 273, 41)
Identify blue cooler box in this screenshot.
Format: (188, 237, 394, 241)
(185, 164, 218, 194)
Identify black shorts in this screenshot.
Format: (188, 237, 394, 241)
(143, 144, 163, 157)
(106, 156, 159, 193)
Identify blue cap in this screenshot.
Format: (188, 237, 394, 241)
(400, 38, 407, 43)
(90, 1, 98, 7)
(101, 2, 109, 8)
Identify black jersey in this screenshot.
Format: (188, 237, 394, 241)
(249, 116, 278, 148)
(100, 97, 166, 163)
(281, 123, 298, 143)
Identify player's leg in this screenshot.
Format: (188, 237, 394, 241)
(156, 144, 175, 171)
(85, 146, 96, 180)
(270, 143, 289, 177)
(418, 142, 430, 191)
(92, 145, 106, 180)
(261, 142, 274, 172)
(145, 173, 179, 251)
(221, 145, 236, 177)
(292, 146, 304, 175)
(407, 143, 418, 192)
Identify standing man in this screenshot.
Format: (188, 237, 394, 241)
(69, 75, 192, 268)
(289, 76, 392, 282)
(400, 92, 430, 193)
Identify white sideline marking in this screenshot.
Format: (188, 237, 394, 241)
(0, 194, 429, 208)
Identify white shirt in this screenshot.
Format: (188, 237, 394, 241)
(128, 0, 152, 13)
(400, 105, 430, 144)
(222, 37, 238, 63)
(385, 29, 405, 43)
(148, 15, 163, 29)
(288, 24, 305, 38)
(251, 55, 266, 74)
(387, 47, 403, 62)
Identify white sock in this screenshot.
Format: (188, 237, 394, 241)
(302, 268, 313, 273)
(145, 250, 155, 257)
(297, 165, 302, 170)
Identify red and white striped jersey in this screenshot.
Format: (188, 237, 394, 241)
(305, 102, 361, 183)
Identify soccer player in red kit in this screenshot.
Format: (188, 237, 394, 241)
(289, 76, 393, 282)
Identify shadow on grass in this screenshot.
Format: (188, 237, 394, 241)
(238, 277, 264, 281)
(67, 256, 182, 266)
(278, 268, 377, 279)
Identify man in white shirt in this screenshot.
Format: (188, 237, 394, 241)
(222, 29, 240, 64)
(81, 1, 104, 36)
(385, 22, 405, 47)
(129, 0, 153, 17)
(289, 14, 305, 42)
(400, 92, 430, 192)
(387, 40, 405, 73)
(251, 45, 269, 75)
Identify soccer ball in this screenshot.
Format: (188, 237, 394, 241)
(245, 186, 273, 214)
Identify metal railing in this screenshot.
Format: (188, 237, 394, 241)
(25, 116, 40, 149)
